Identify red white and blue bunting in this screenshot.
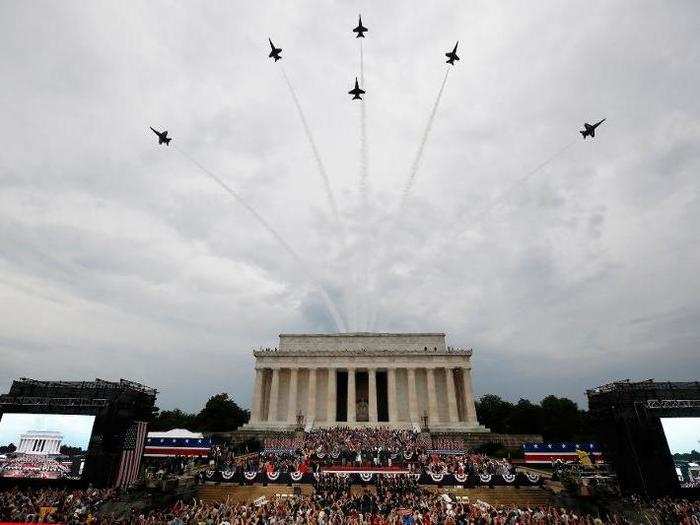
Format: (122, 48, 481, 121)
(502, 473, 516, 483)
(479, 473, 492, 484)
(220, 469, 235, 480)
(244, 471, 258, 481)
(359, 472, 373, 482)
(205, 469, 215, 479)
(526, 472, 541, 483)
(429, 472, 445, 482)
(266, 471, 280, 481)
(290, 471, 303, 482)
(453, 473, 468, 483)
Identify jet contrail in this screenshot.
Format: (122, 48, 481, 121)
(475, 138, 577, 220)
(442, 138, 578, 243)
(399, 68, 451, 211)
(358, 39, 371, 330)
(173, 145, 347, 332)
(280, 67, 342, 229)
(365, 68, 451, 330)
(360, 39, 365, 84)
(358, 40, 369, 203)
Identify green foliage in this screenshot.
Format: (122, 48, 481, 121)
(672, 450, 700, 461)
(475, 393, 594, 441)
(194, 393, 249, 432)
(0, 443, 16, 454)
(59, 445, 83, 456)
(150, 393, 250, 433)
(149, 408, 196, 432)
(473, 441, 508, 457)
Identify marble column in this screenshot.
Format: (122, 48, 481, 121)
(347, 368, 356, 423)
(288, 367, 299, 424)
(368, 368, 378, 423)
(445, 367, 459, 423)
(268, 368, 280, 422)
(426, 368, 439, 425)
(407, 368, 419, 424)
(462, 367, 478, 424)
(307, 367, 317, 425)
(250, 369, 264, 423)
(387, 368, 398, 423)
(327, 368, 337, 423)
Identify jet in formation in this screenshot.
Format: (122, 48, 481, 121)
(353, 15, 368, 38)
(150, 127, 172, 146)
(348, 77, 365, 100)
(580, 118, 606, 139)
(445, 41, 460, 65)
(268, 39, 282, 62)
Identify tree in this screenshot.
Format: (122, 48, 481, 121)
(59, 445, 82, 456)
(475, 393, 595, 441)
(506, 399, 543, 435)
(193, 393, 250, 432)
(0, 443, 16, 454)
(475, 394, 514, 433)
(150, 408, 197, 431)
(540, 395, 582, 441)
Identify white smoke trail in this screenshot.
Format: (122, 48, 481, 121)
(358, 40, 368, 203)
(366, 68, 452, 330)
(280, 67, 342, 229)
(173, 145, 347, 332)
(467, 139, 577, 225)
(399, 68, 450, 212)
(358, 39, 371, 331)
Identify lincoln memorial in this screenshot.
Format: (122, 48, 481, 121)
(17, 430, 63, 455)
(244, 333, 488, 433)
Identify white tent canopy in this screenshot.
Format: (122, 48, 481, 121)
(147, 428, 204, 439)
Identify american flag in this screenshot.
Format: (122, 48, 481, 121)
(115, 421, 148, 487)
(522, 442, 603, 464)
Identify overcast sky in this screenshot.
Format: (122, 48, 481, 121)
(661, 418, 700, 454)
(1, 1, 698, 412)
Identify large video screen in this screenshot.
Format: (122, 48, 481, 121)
(661, 417, 700, 489)
(0, 413, 96, 480)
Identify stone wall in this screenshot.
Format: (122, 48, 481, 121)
(279, 333, 448, 353)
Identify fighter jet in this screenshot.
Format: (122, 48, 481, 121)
(268, 38, 282, 62)
(580, 118, 606, 139)
(445, 41, 460, 65)
(353, 15, 368, 38)
(348, 77, 365, 100)
(150, 127, 171, 146)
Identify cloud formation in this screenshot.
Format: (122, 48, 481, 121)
(0, 2, 698, 410)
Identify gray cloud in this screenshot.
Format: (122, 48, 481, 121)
(0, 1, 698, 411)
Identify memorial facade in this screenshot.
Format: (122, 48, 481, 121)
(244, 333, 487, 432)
(17, 430, 63, 455)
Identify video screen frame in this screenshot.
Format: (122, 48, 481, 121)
(660, 417, 700, 489)
(0, 412, 97, 481)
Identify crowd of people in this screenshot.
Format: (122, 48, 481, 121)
(87, 485, 700, 524)
(1, 476, 700, 523)
(0, 486, 116, 523)
(229, 428, 514, 479)
(2, 427, 698, 524)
